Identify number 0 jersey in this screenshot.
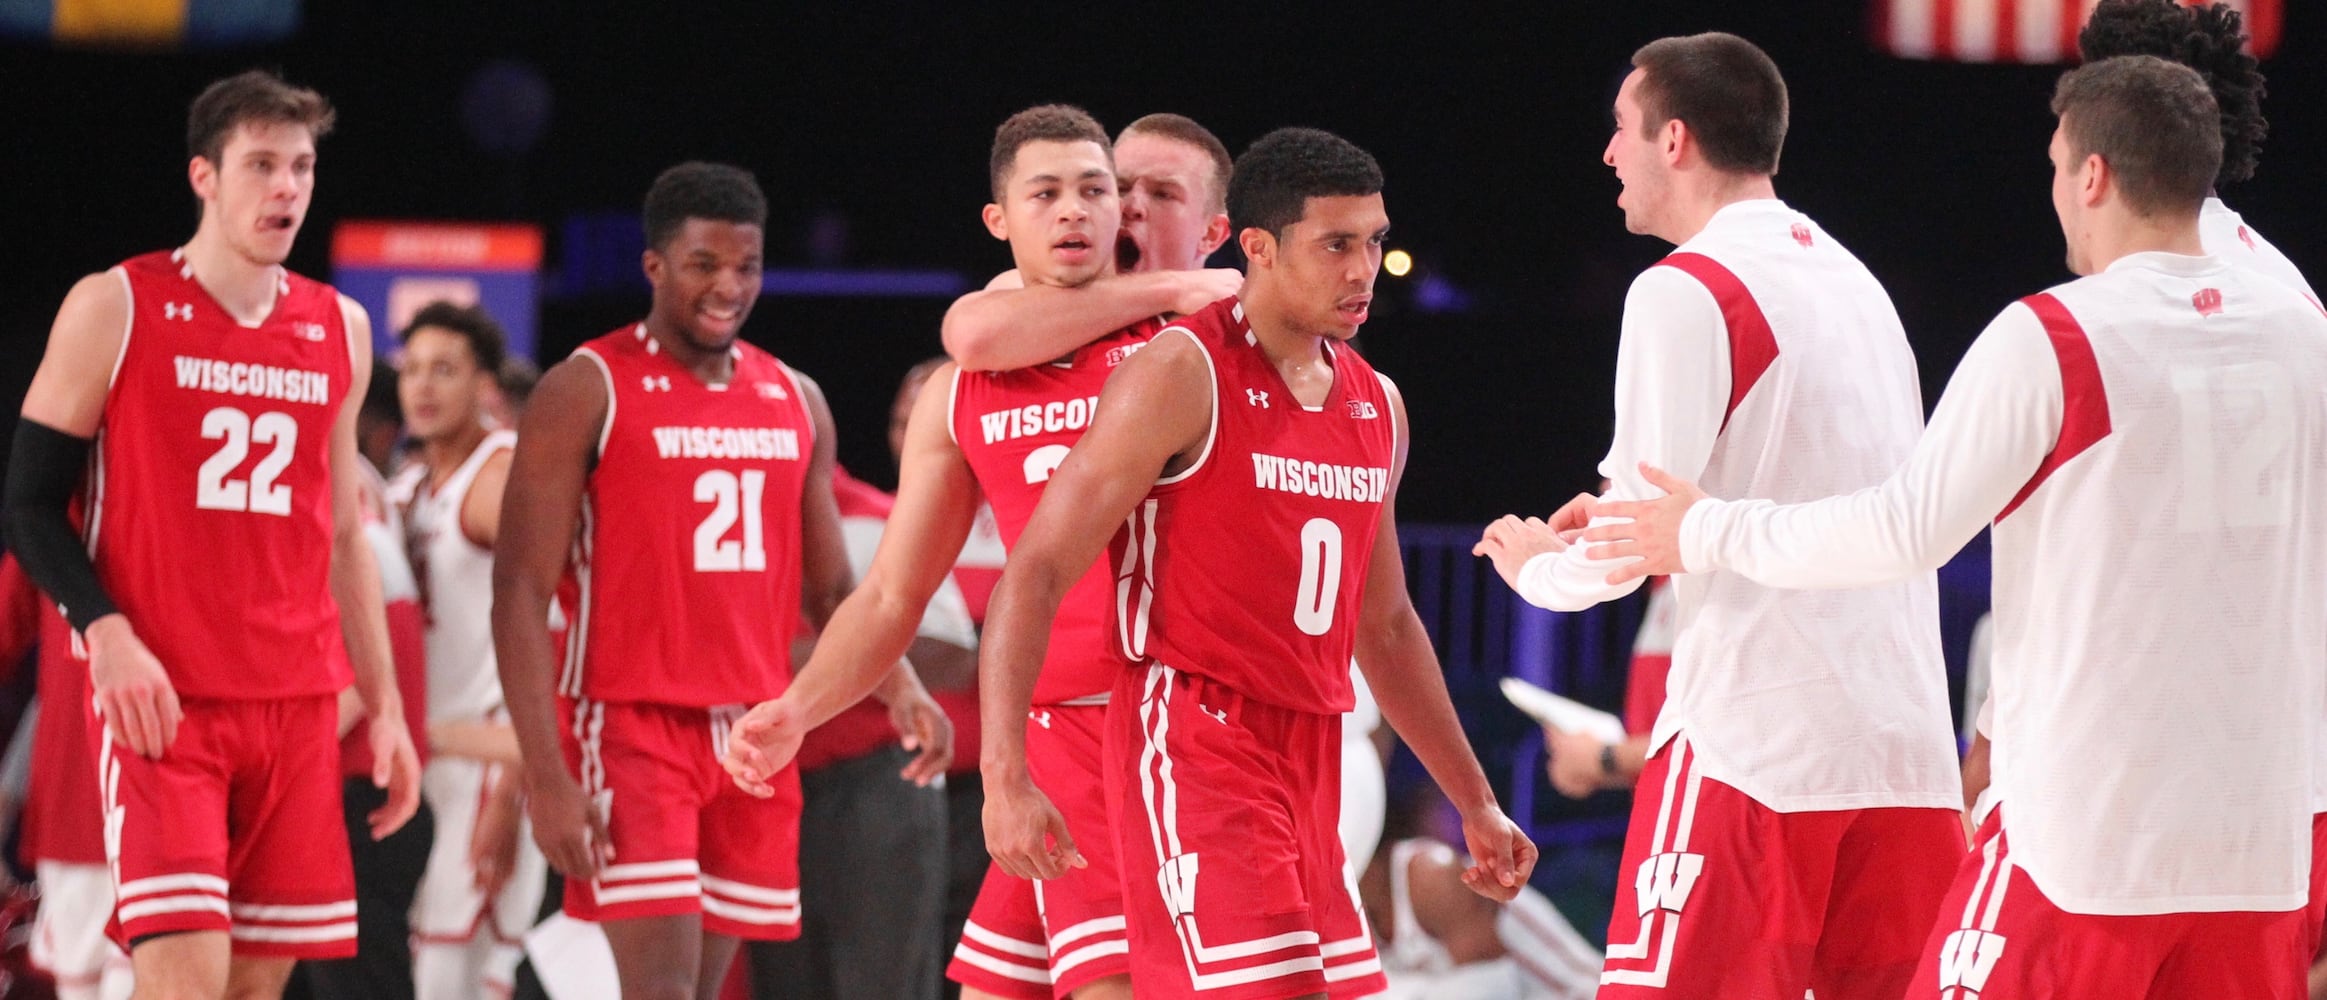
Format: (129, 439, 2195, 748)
(88, 249, 353, 699)
(1113, 297, 1396, 715)
(949, 319, 1161, 705)
(558, 324, 814, 707)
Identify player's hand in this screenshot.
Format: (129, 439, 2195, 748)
(470, 768, 524, 897)
(1582, 463, 1708, 585)
(984, 769, 1084, 881)
(1457, 806, 1537, 902)
(525, 769, 612, 881)
(1546, 491, 1600, 538)
(883, 689, 955, 787)
(84, 615, 181, 759)
(1544, 727, 1612, 800)
(366, 704, 422, 840)
(1473, 515, 1567, 589)
(1169, 268, 1245, 316)
(723, 697, 808, 798)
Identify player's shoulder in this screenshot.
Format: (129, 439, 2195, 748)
(1158, 294, 1239, 343)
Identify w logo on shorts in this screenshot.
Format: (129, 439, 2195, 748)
(1157, 853, 1200, 919)
(1937, 928, 2006, 995)
(1634, 851, 1705, 916)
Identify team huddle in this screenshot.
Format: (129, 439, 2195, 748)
(3, 2, 2323, 1000)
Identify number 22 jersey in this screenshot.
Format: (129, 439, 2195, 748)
(558, 324, 814, 707)
(1112, 297, 1396, 715)
(90, 248, 352, 699)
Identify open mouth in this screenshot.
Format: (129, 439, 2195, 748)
(699, 304, 742, 324)
(1337, 297, 1372, 323)
(1116, 232, 1142, 272)
(261, 214, 296, 232)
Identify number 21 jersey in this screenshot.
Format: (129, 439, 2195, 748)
(90, 249, 352, 699)
(1113, 297, 1396, 714)
(559, 324, 814, 707)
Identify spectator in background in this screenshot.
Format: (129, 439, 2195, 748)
(1543, 577, 1673, 800)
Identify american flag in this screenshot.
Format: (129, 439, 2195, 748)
(1870, 0, 2281, 62)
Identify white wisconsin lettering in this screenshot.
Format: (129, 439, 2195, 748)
(1937, 929, 2006, 992)
(651, 426, 801, 461)
(975, 395, 1100, 446)
(171, 355, 328, 406)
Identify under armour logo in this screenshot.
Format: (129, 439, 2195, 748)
(643, 375, 672, 392)
(1936, 929, 2006, 994)
(1029, 710, 1052, 729)
(1246, 388, 1269, 408)
(1634, 851, 1705, 917)
(1347, 400, 1378, 420)
(164, 302, 194, 321)
(1790, 223, 1814, 248)
(754, 382, 786, 399)
(1157, 853, 1200, 919)
(1198, 704, 1228, 725)
(293, 322, 328, 342)
(2193, 288, 2224, 317)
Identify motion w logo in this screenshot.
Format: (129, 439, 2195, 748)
(1633, 851, 1704, 917)
(1936, 929, 2006, 997)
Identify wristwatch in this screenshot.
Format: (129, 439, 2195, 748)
(1598, 742, 1618, 777)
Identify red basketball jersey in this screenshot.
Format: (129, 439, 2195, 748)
(950, 320, 1162, 704)
(89, 249, 353, 699)
(1113, 298, 1395, 714)
(23, 606, 103, 866)
(557, 324, 813, 707)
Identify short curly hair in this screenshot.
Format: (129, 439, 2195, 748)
(642, 162, 768, 251)
(989, 104, 1111, 201)
(2079, 0, 2266, 186)
(1226, 127, 1382, 240)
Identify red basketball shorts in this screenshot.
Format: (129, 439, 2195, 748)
(1905, 810, 2309, 1000)
(99, 694, 355, 958)
(949, 700, 1130, 999)
(559, 698, 802, 941)
(1104, 663, 1385, 1000)
(1597, 735, 1961, 1000)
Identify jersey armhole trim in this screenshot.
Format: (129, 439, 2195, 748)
(1155, 326, 1217, 487)
(777, 362, 815, 454)
(946, 366, 963, 448)
(105, 267, 133, 391)
(1375, 370, 1403, 454)
(574, 348, 617, 460)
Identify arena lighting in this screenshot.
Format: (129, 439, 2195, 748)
(1383, 249, 1413, 277)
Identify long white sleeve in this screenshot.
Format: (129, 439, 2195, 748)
(1516, 267, 1728, 611)
(1679, 304, 2061, 588)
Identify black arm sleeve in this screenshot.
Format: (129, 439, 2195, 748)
(2, 419, 117, 632)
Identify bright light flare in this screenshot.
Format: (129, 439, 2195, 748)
(1383, 249, 1413, 277)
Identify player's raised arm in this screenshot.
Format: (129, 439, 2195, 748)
(3, 272, 183, 759)
(941, 268, 1242, 372)
(978, 330, 1210, 880)
(329, 296, 420, 839)
(725, 363, 981, 791)
(1353, 378, 1536, 901)
(491, 356, 611, 880)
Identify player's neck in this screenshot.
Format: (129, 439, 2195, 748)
(1240, 285, 1337, 403)
(181, 226, 286, 326)
(641, 316, 738, 384)
(1661, 174, 1778, 246)
(419, 422, 491, 489)
(2085, 212, 2206, 272)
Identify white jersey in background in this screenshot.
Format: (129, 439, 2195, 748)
(1512, 198, 1959, 813)
(1375, 840, 1601, 1000)
(1682, 252, 2327, 914)
(399, 429, 517, 724)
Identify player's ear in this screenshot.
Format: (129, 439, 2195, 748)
(1200, 212, 1232, 257)
(1238, 227, 1275, 270)
(640, 246, 666, 286)
(2081, 153, 2109, 208)
(1660, 119, 1688, 167)
(981, 202, 1008, 241)
(188, 156, 216, 202)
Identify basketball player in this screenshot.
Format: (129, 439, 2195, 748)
(1, 70, 420, 1000)
(978, 126, 1534, 999)
(724, 104, 1153, 1000)
(492, 161, 949, 1000)
(22, 602, 132, 1000)
(942, 113, 1242, 372)
(389, 301, 547, 1000)
(1469, 33, 1963, 999)
(1587, 56, 2327, 999)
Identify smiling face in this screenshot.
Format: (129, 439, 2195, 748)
(1603, 69, 1674, 239)
(983, 138, 1120, 290)
(1115, 131, 1225, 274)
(1247, 193, 1388, 341)
(191, 120, 317, 267)
(644, 218, 765, 353)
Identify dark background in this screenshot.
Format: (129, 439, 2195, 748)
(2, 2, 2320, 516)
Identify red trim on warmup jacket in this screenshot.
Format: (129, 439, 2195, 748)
(1659, 252, 1779, 433)
(1996, 292, 2112, 523)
